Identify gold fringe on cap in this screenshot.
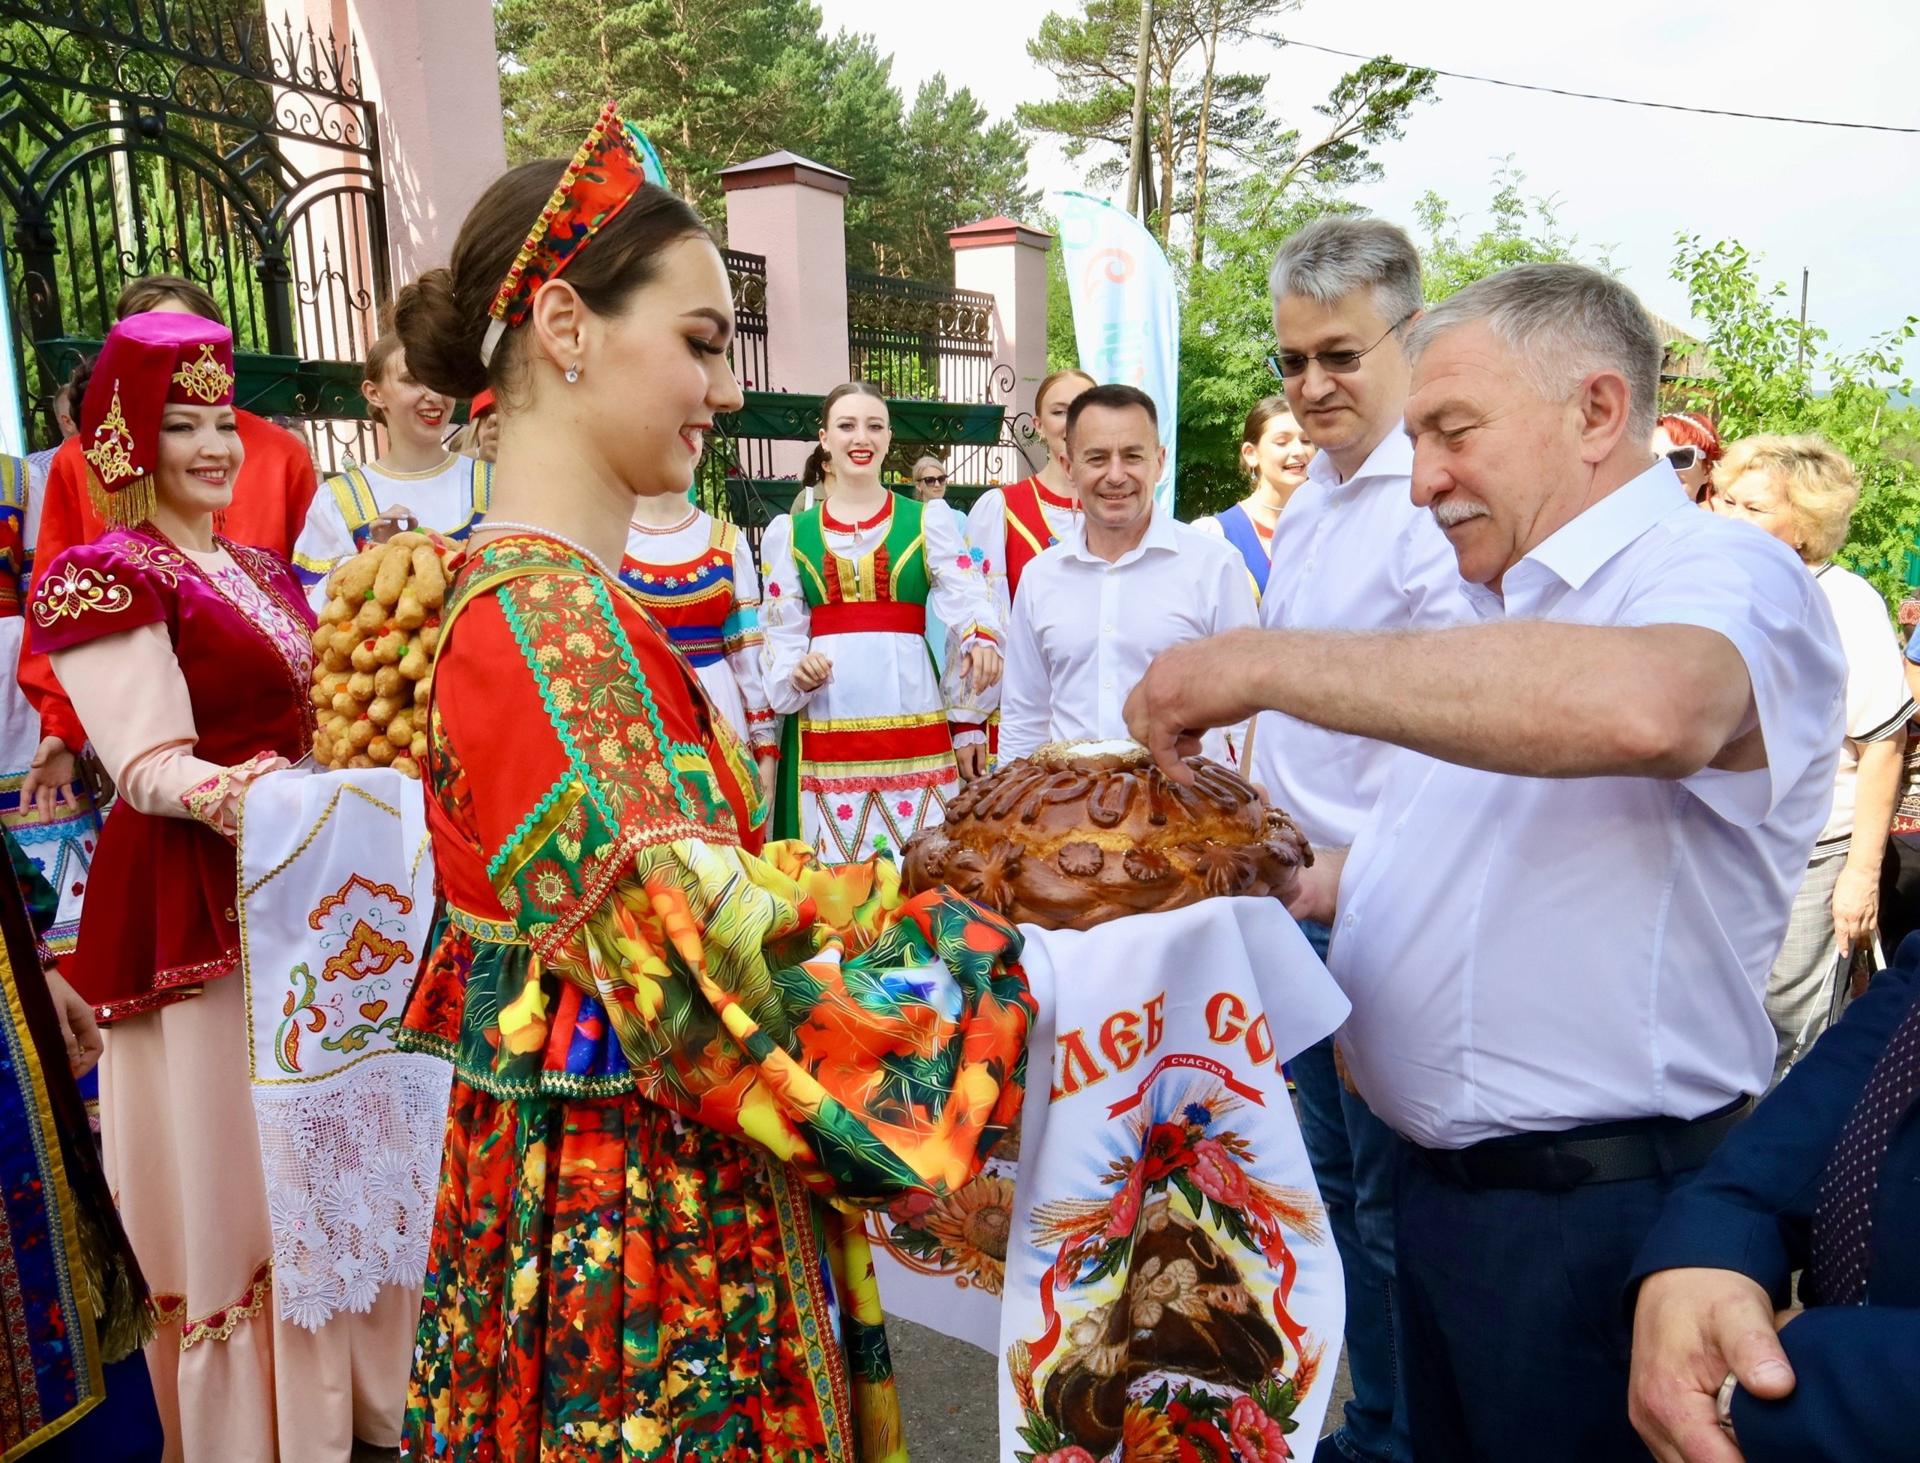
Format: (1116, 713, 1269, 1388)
(86, 467, 157, 528)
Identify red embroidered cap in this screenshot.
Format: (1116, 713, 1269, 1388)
(81, 310, 236, 525)
(480, 100, 652, 366)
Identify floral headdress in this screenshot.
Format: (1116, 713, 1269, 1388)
(80, 310, 236, 526)
(479, 101, 671, 368)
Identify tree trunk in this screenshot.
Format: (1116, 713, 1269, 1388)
(1191, 13, 1220, 267)
(1124, 0, 1155, 222)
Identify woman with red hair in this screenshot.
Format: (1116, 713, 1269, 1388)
(1653, 410, 1723, 504)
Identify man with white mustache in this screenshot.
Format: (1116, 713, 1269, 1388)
(1125, 263, 1845, 1462)
(1244, 216, 1471, 1463)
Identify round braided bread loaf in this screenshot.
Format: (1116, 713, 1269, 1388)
(902, 741, 1310, 931)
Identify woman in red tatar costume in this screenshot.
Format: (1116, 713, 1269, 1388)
(26, 311, 414, 1461)
(389, 104, 1033, 1461)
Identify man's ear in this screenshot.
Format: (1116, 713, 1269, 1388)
(1577, 369, 1633, 466)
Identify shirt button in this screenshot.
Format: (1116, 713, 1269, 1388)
(1343, 913, 1357, 929)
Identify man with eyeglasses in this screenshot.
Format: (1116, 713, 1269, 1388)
(1244, 216, 1472, 1463)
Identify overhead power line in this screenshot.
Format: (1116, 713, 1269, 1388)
(1281, 38, 1919, 135)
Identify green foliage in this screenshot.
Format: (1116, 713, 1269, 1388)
(1666, 237, 1920, 607)
(493, 0, 1036, 279)
(1414, 161, 1590, 302)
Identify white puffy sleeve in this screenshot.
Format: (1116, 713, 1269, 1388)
(757, 513, 814, 716)
(724, 532, 778, 755)
(924, 500, 1001, 724)
(965, 487, 1011, 626)
(290, 485, 356, 609)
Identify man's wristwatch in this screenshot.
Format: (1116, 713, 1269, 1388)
(1716, 1372, 1739, 1439)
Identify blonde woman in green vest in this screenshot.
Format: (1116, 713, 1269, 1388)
(290, 333, 493, 604)
(761, 381, 1004, 862)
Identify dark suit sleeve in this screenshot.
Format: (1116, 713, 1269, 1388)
(1629, 956, 1920, 1309)
(1728, 1307, 1920, 1462)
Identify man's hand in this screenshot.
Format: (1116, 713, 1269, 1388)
(1629, 1267, 1797, 1463)
(20, 736, 76, 820)
(792, 652, 834, 693)
(1124, 629, 1272, 782)
(1831, 863, 1880, 961)
(1285, 847, 1347, 927)
(44, 969, 103, 1078)
(960, 644, 1003, 696)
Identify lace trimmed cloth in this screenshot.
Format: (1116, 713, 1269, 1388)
(236, 764, 449, 1330)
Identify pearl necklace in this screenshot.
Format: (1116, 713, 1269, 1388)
(478, 520, 618, 580)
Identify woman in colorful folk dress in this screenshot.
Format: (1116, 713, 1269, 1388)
(761, 383, 1003, 863)
(964, 366, 1095, 619)
(388, 103, 1031, 1461)
(291, 331, 494, 603)
(1195, 395, 1315, 597)
(26, 312, 415, 1462)
(621, 491, 779, 800)
(0, 451, 102, 960)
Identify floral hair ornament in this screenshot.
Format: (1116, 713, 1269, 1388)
(80, 310, 236, 526)
(478, 101, 674, 368)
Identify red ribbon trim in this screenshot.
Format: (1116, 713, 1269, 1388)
(1107, 1051, 1268, 1118)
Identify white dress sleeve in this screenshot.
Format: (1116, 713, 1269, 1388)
(724, 532, 778, 754)
(757, 514, 815, 717)
(965, 488, 1012, 625)
(291, 484, 356, 609)
(924, 500, 1001, 723)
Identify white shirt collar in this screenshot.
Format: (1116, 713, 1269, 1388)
(1465, 460, 1693, 613)
(1064, 502, 1180, 566)
(1307, 422, 1414, 494)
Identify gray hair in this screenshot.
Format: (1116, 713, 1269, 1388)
(1268, 217, 1423, 327)
(1407, 263, 1662, 442)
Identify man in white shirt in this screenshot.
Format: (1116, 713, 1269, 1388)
(1125, 262, 1845, 1461)
(1247, 216, 1469, 1463)
(999, 384, 1253, 762)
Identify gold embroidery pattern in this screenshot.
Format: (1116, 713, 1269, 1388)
(113, 537, 186, 587)
(82, 381, 139, 485)
(170, 343, 235, 403)
(29, 562, 132, 627)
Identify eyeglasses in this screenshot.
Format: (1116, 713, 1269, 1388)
(1663, 445, 1703, 472)
(916, 473, 948, 487)
(1267, 312, 1416, 380)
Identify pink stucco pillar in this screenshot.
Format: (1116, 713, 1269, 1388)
(263, 0, 506, 298)
(720, 153, 852, 474)
(346, 0, 507, 284)
(949, 215, 1052, 480)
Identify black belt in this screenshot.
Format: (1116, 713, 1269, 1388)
(1412, 1096, 1753, 1192)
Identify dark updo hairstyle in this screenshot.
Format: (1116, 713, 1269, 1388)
(392, 159, 710, 407)
(802, 380, 888, 487)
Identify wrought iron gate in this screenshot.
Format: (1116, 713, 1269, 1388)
(0, 0, 389, 458)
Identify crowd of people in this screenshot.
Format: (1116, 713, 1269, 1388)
(0, 98, 1912, 1463)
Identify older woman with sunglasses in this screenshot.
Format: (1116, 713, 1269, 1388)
(1653, 410, 1722, 504)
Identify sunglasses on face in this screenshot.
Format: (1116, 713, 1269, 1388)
(917, 473, 948, 487)
(1267, 311, 1417, 380)
(1664, 445, 1704, 471)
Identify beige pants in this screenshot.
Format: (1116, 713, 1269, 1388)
(101, 972, 417, 1462)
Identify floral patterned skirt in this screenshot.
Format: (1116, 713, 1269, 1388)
(401, 924, 904, 1462)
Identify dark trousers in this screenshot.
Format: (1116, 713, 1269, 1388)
(1393, 1142, 1689, 1463)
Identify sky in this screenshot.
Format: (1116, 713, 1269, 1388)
(814, 0, 1918, 373)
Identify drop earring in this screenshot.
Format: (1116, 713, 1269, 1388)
(565, 363, 581, 384)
